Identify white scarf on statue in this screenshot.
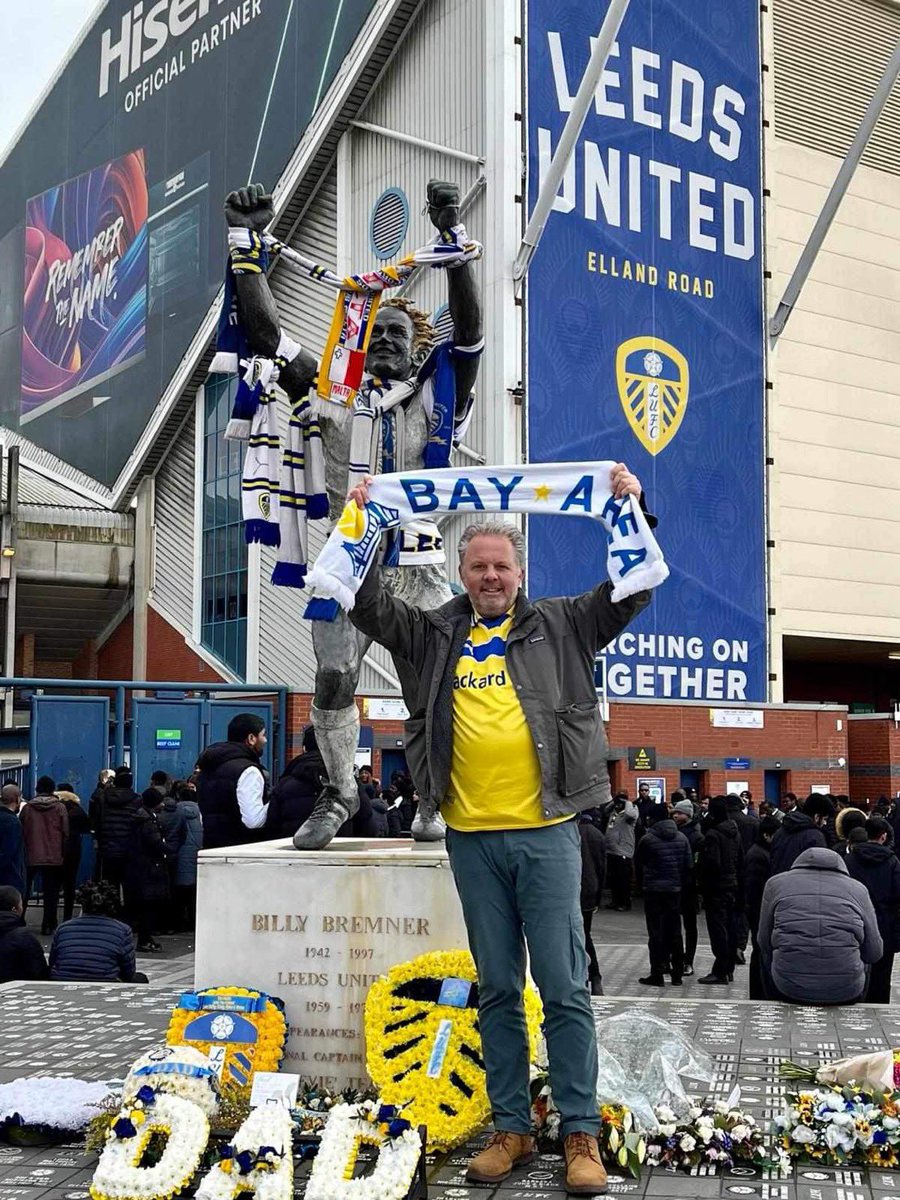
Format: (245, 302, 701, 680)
(303, 462, 669, 620)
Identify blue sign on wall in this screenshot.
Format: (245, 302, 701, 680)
(526, 0, 766, 702)
(724, 757, 751, 771)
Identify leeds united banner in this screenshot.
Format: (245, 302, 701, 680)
(525, 0, 766, 703)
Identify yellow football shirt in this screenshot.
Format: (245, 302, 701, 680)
(442, 610, 568, 832)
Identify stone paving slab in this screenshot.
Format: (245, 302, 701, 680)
(3, 982, 900, 1200)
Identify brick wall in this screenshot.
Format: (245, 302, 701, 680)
(145, 608, 225, 684)
(97, 612, 135, 681)
(607, 702, 848, 799)
(848, 717, 900, 805)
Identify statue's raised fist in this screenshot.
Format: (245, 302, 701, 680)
(426, 179, 460, 233)
(224, 183, 274, 232)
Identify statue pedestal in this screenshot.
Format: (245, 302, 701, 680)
(195, 838, 468, 1091)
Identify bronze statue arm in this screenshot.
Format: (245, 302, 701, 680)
(426, 180, 483, 412)
(224, 185, 318, 404)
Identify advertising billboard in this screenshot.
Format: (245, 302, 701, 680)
(0, 0, 377, 485)
(22, 150, 148, 422)
(526, 0, 767, 702)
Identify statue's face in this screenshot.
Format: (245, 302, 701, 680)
(366, 307, 415, 380)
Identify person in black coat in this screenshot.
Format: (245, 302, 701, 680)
(95, 769, 141, 899)
(0, 785, 25, 896)
(49, 881, 144, 983)
(56, 785, 91, 922)
(635, 807, 692, 987)
(769, 794, 832, 875)
(0, 886, 48, 983)
(126, 790, 169, 952)
(846, 817, 900, 1003)
(697, 796, 745, 985)
(725, 794, 757, 964)
(265, 727, 326, 839)
(671, 799, 703, 976)
(744, 815, 779, 999)
(579, 813, 606, 996)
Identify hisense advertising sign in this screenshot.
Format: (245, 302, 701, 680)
(0, 0, 377, 485)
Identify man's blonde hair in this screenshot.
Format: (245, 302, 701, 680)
(457, 523, 526, 569)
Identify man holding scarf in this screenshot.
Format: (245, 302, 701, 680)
(345, 463, 651, 1196)
(224, 180, 483, 849)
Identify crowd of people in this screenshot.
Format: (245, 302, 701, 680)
(579, 786, 900, 1005)
(0, 712, 424, 987)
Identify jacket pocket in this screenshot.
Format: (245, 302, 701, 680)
(555, 702, 605, 797)
(403, 716, 430, 798)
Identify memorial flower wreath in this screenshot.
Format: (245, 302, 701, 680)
(305, 1102, 422, 1200)
(365, 949, 543, 1151)
(167, 987, 287, 1096)
(90, 1085, 210, 1200)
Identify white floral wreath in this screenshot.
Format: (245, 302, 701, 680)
(90, 1088, 210, 1200)
(305, 1103, 422, 1200)
(197, 1105, 294, 1200)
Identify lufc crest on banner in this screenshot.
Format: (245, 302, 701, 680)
(616, 336, 689, 456)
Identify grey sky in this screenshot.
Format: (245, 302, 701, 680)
(0, 0, 99, 158)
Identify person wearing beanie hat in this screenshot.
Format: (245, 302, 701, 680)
(696, 796, 745, 984)
(672, 799, 703, 976)
(124, 788, 168, 952)
(20, 777, 68, 935)
(93, 767, 141, 907)
(634, 804, 692, 986)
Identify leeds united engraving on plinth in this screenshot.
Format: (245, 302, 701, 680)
(194, 838, 468, 1090)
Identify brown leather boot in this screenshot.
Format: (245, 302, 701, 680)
(466, 1132, 537, 1183)
(564, 1132, 608, 1195)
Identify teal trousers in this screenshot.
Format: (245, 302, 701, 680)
(445, 820, 600, 1137)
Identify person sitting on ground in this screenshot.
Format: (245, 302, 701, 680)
(757, 846, 882, 1005)
(0, 885, 48, 982)
(768, 792, 832, 875)
(846, 816, 900, 1004)
(49, 881, 145, 983)
(578, 810, 606, 996)
(634, 805, 691, 987)
(265, 726, 326, 839)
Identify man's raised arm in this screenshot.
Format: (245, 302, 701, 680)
(426, 180, 483, 410)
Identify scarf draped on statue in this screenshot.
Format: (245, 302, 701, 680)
(210, 224, 483, 588)
(303, 462, 669, 621)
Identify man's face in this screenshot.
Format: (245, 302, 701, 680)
(360, 769, 371, 783)
(248, 728, 268, 755)
(673, 811, 687, 827)
(459, 534, 524, 618)
(365, 307, 415, 381)
(638, 786, 649, 801)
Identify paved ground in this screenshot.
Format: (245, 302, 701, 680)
(2, 981, 900, 1200)
(6, 895, 900, 1200)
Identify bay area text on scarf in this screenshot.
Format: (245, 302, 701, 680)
(304, 462, 669, 620)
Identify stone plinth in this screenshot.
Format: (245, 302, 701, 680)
(195, 838, 468, 1091)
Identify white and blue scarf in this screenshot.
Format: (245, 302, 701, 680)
(209, 227, 482, 587)
(303, 462, 669, 620)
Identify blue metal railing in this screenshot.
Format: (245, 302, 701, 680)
(0, 676, 289, 779)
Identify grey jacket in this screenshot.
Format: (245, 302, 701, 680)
(349, 569, 651, 819)
(604, 801, 638, 858)
(758, 847, 883, 1004)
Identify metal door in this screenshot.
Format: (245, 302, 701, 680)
(30, 695, 109, 885)
(208, 701, 273, 772)
(30, 695, 109, 799)
(131, 699, 205, 789)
